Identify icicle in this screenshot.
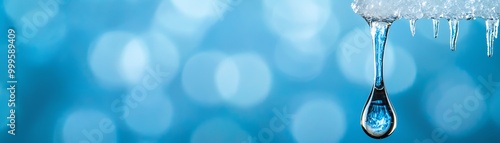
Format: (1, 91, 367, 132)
(448, 19, 459, 51)
(432, 18, 439, 38)
(486, 19, 495, 57)
(494, 19, 499, 39)
(409, 19, 416, 37)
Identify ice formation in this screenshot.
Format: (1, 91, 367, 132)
(352, 0, 500, 57)
(353, 0, 500, 139)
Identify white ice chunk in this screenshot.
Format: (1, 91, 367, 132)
(353, 0, 500, 57)
(352, 0, 500, 21)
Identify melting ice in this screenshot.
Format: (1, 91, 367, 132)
(352, 0, 500, 139)
(352, 0, 500, 56)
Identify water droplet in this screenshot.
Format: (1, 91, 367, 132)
(361, 84, 397, 139)
(409, 19, 416, 37)
(486, 19, 496, 57)
(361, 21, 397, 139)
(448, 19, 459, 51)
(432, 18, 439, 38)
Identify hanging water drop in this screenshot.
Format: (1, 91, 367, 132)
(361, 86, 397, 139)
(448, 19, 459, 51)
(486, 19, 496, 57)
(432, 18, 439, 38)
(409, 19, 417, 37)
(361, 21, 397, 139)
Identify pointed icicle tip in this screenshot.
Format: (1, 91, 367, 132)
(409, 19, 417, 37)
(486, 19, 495, 57)
(448, 19, 459, 51)
(432, 18, 439, 38)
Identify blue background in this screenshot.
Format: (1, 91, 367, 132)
(1, 0, 500, 142)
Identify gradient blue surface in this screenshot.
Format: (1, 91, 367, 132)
(1, 0, 500, 142)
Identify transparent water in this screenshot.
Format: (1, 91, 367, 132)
(353, 0, 500, 139)
(360, 21, 397, 139)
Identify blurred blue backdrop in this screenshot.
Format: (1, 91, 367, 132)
(1, 0, 500, 142)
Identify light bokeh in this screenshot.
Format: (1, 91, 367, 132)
(3, 0, 500, 143)
(291, 99, 346, 143)
(217, 53, 272, 108)
(182, 51, 227, 105)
